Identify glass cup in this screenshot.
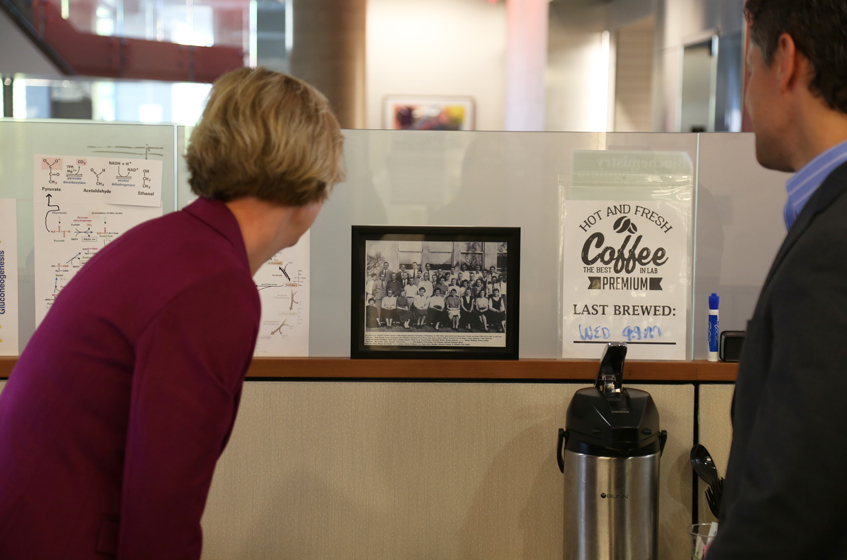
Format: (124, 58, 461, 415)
(689, 522, 718, 559)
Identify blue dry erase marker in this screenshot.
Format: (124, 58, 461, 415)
(708, 293, 720, 362)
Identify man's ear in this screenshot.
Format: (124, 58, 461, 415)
(774, 32, 805, 93)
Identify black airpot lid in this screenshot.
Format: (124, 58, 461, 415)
(564, 342, 663, 457)
(565, 386, 662, 456)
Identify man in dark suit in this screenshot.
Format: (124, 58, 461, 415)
(381, 261, 393, 287)
(708, 2, 847, 558)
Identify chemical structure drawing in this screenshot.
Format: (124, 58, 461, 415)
(257, 284, 283, 292)
(72, 226, 95, 241)
(65, 247, 97, 268)
(270, 260, 305, 286)
(45, 196, 120, 242)
(52, 274, 67, 295)
(49, 259, 71, 288)
(40, 263, 69, 310)
(45, 194, 62, 234)
(279, 262, 292, 281)
(41, 217, 120, 313)
(65, 158, 86, 179)
(142, 170, 152, 189)
(289, 290, 299, 311)
(43, 158, 61, 184)
(270, 319, 289, 336)
(95, 216, 120, 237)
(263, 256, 305, 286)
(91, 168, 105, 186)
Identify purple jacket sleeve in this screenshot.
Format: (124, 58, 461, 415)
(117, 269, 259, 560)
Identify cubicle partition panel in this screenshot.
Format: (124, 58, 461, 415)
(696, 384, 735, 523)
(200, 382, 694, 560)
(692, 133, 790, 358)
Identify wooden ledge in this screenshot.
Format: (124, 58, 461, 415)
(0, 357, 737, 382)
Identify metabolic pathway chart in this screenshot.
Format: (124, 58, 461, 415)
(253, 230, 311, 356)
(34, 154, 163, 326)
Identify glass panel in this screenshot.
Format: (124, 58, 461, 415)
(59, 0, 248, 47)
(8, 75, 210, 125)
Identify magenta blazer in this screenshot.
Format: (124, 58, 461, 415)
(0, 198, 260, 559)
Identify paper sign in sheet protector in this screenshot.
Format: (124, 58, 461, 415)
(253, 230, 311, 357)
(34, 155, 163, 326)
(561, 151, 693, 360)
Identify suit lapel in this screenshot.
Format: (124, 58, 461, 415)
(759, 161, 847, 294)
(732, 161, 847, 425)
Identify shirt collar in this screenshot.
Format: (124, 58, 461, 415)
(784, 139, 847, 230)
(182, 197, 251, 272)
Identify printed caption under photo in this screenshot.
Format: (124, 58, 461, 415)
(365, 331, 505, 348)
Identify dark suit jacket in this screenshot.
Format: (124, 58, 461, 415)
(708, 162, 847, 559)
(0, 199, 260, 560)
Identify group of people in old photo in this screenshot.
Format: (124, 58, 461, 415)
(365, 260, 507, 333)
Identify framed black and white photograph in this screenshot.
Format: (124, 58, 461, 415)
(351, 226, 520, 359)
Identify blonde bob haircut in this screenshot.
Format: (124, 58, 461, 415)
(186, 67, 345, 206)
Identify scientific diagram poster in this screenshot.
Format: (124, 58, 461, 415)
(0, 200, 19, 356)
(33, 155, 163, 326)
(253, 231, 310, 356)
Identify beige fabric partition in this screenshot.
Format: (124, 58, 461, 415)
(201, 382, 693, 560)
(697, 384, 734, 523)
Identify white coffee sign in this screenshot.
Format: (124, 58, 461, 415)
(561, 200, 690, 360)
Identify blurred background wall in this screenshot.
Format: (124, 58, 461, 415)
(0, 0, 748, 131)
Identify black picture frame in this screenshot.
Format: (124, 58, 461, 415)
(351, 226, 520, 360)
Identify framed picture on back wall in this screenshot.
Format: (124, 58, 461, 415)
(352, 225, 520, 360)
(382, 96, 476, 131)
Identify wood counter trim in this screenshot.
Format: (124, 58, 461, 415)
(694, 360, 740, 381)
(1, 357, 16, 379)
(0, 357, 738, 382)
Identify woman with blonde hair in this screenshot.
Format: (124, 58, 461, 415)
(0, 67, 346, 560)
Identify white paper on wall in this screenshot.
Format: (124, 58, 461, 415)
(561, 200, 690, 359)
(0, 199, 19, 356)
(253, 230, 310, 357)
(33, 155, 163, 327)
(561, 151, 694, 360)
